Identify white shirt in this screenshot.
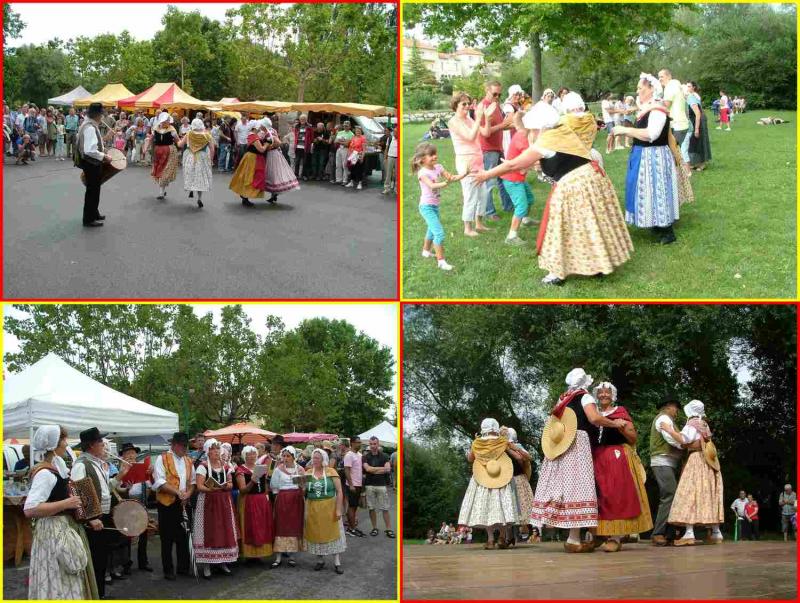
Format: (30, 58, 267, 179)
(387, 136, 398, 158)
(196, 462, 233, 482)
(651, 414, 683, 468)
(81, 122, 106, 162)
(270, 465, 303, 493)
(71, 454, 111, 514)
(235, 121, 250, 145)
(679, 423, 700, 444)
(24, 457, 69, 510)
(552, 97, 563, 114)
(601, 99, 613, 122)
(152, 451, 196, 493)
(731, 497, 748, 518)
(613, 101, 625, 125)
(642, 109, 667, 142)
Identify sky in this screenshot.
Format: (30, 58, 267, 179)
(6, 3, 243, 47)
(3, 303, 399, 404)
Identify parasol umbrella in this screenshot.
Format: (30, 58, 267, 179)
(204, 422, 276, 446)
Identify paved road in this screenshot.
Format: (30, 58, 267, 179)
(3, 156, 397, 298)
(4, 495, 397, 600)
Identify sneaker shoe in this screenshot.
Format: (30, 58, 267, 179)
(421, 250, 434, 258)
(345, 181, 353, 188)
(437, 260, 454, 271)
(505, 236, 526, 246)
(357, 183, 363, 190)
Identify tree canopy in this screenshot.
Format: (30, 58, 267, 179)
(4, 304, 395, 438)
(403, 304, 796, 537)
(2, 3, 396, 107)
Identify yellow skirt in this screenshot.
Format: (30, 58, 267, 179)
(596, 444, 653, 536)
(304, 497, 340, 544)
(229, 152, 265, 199)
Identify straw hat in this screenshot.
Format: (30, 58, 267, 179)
(700, 438, 721, 472)
(541, 407, 577, 460)
(472, 453, 513, 489)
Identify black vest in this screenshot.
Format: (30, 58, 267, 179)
(565, 393, 601, 446)
(44, 469, 70, 504)
(154, 130, 174, 146)
(598, 421, 628, 446)
(633, 110, 670, 147)
(539, 152, 590, 182)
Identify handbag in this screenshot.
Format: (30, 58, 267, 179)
(54, 520, 89, 575)
(346, 150, 360, 168)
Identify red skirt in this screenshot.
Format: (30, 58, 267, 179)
(252, 153, 267, 191)
(194, 490, 239, 563)
(243, 492, 274, 546)
(273, 489, 304, 538)
(152, 145, 171, 179)
(593, 444, 641, 520)
(720, 107, 730, 124)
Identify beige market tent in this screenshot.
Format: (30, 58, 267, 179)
(73, 83, 135, 108)
(220, 101, 296, 114)
(290, 102, 396, 117)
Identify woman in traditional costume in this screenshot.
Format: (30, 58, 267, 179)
(262, 117, 300, 204)
(151, 112, 180, 200)
(612, 73, 693, 245)
(24, 425, 98, 599)
(176, 118, 215, 209)
(686, 81, 712, 171)
(234, 445, 274, 562)
(474, 93, 633, 286)
(457, 418, 517, 549)
(270, 446, 305, 567)
(591, 382, 652, 552)
(229, 122, 269, 207)
(668, 400, 725, 546)
(194, 439, 239, 579)
(503, 427, 534, 547)
(304, 448, 346, 574)
(531, 368, 629, 552)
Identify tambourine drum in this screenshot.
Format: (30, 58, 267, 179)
(112, 500, 149, 537)
(80, 148, 127, 186)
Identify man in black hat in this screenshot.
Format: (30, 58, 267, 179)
(649, 398, 687, 546)
(70, 427, 117, 597)
(152, 432, 195, 580)
(116, 443, 153, 573)
(75, 102, 114, 227)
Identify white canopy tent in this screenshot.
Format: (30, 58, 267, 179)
(3, 353, 179, 445)
(48, 86, 92, 106)
(358, 420, 397, 448)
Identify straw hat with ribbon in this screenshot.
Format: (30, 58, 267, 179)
(700, 438, 721, 472)
(470, 420, 513, 489)
(684, 400, 720, 471)
(541, 407, 577, 460)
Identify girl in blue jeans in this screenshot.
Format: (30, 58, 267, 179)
(411, 143, 467, 271)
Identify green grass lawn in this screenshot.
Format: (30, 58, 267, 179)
(402, 110, 796, 299)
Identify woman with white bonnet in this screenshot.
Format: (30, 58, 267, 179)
(501, 426, 534, 546)
(304, 448, 346, 573)
(612, 73, 693, 245)
(229, 120, 270, 207)
(591, 381, 652, 552)
(270, 445, 306, 567)
(175, 117, 215, 208)
(262, 116, 300, 205)
(24, 424, 98, 599)
(458, 418, 517, 549)
(151, 111, 180, 200)
(475, 92, 633, 286)
(502, 84, 524, 158)
(668, 399, 725, 546)
(193, 438, 238, 579)
(235, 445, 275, 561)
(530, 368, 628, 553)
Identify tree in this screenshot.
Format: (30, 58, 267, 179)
(404, 3, 680, 100)
(2, 43, 77, 106)
(152, 6, 215, 94)
(3, 4, 24, 46)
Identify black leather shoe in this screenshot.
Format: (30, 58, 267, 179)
(241, 197, 254, 207)
(83, 221, 103, 227)
(188, 191, 194, 198)
(122, 566, 132, 576)
(314, 561, 325, 571)
(110, 571, 126, 580)
(219, 565, 232, 576)
(95, 215, 106, 221)
(334, 565, 344, 574)
(197, 200, 203, 208)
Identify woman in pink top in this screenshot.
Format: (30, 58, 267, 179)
(346, 126, 368, 190)
(448, 92, 491, 237)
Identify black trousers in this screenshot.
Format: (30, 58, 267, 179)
(744, 518, 760, 540)
(294, 148, 308, 177)
(349, 160, 365, 184)
(157, 502, 190, 576)
(81, 159, 103, 224)
(123, 529, 150, 568)
(85, 513, 114, 597)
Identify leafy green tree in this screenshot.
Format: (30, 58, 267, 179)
(3, 5, 25, 46)
(2, 43, 77, 107)
(152, 6, 215, 94)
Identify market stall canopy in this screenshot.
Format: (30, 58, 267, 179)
(48, 86, 92, 107)
(3, 353, 179, 439)
(282, 432, 339, 444)
(204, 422, 277, 445)
(220, 100, 296, 114)
(73, 83, 135, 108)
(219, 97, 240, 104)
(291, 102, 397, 117)
(117, 82, 211, 110)
(358, 420, 397, 448)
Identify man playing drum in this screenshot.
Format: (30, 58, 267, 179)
(75, 102, 115, 227)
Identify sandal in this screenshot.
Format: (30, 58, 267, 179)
(370, 528, 379, 537)
(385, 530, 395, 539)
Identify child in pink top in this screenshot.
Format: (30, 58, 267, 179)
(411, 142, 466, 271)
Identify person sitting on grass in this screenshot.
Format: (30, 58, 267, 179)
(411, 142, 467, 272)
(16, 134, 36, 164)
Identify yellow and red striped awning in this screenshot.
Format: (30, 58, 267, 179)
(117, 82, 211, 110)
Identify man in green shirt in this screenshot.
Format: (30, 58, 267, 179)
(333, 121, 354, 184)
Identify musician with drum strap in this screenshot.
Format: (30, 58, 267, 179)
(74, 102, 114, 227)
(116, 442, 154, 573)
(70, 427, 118, 598)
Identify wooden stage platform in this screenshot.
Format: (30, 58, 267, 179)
(403, 540, 797, 599)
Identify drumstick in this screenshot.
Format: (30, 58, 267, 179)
(103, 527, 130, 533)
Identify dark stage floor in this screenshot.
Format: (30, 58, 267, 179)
(403, 540, 797, 600)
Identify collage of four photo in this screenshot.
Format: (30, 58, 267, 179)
(1, 1, 797, 602)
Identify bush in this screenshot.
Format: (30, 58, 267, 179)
(404, 88, 439, 111)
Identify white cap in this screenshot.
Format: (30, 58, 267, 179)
(565, 368, 592, 389)
(508, 84, 524, 96)
(480, 418, 500, 436)
(562, 92, 586, 113)
(684, 400, 705, 418)
(522, 101, 560, 130)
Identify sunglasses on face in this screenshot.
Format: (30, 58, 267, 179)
(492, 92, 501, 98)
(459, 101, 470, 107)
